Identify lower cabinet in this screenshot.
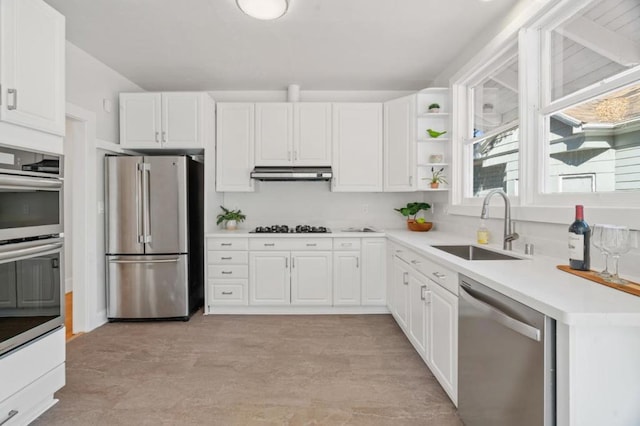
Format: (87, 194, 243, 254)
(409, 272, 428, 355)
(333, 251, 361, 305)
(361, 238, 386, 306)
(392, 257, 410, 329)
(427, 279, 458, 400)
(249, 251, 332, 306)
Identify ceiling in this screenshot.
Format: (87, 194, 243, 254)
(45, 0, 520, 91)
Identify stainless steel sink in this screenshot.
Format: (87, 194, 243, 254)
(432, 245, 523, 261)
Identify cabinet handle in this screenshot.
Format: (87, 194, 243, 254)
(420, 285, 427, 301)
(264, 243, 275, 247)
(221, 291, 233, 295)
(409, 175, 413, 185)
(411, 259, 421, 265)
(0, 410, 18, 426)
(162, 131, 167, 143)
(220, 243, 232, 246)
(395, 250, 403, 253)
(221, 257, 232, 260)
(292, 257, 295, 268)
(221, 271, 232, 275)
(403, 272, 408, 285)
(356, 257, 359, 268)
(306, 243, 317, 247)
(432, 272, 446, 279)
(155, 131, 160, 143)
(285, 257, 288, 268)
(288, 151, 291, 161)
(294, 150, 298, 160)
(342, 243, 352, 247)
(7, 89, 17, 110)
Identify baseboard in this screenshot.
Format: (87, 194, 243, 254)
(205, 306, 390, 315)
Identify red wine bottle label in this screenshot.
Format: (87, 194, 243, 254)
(568, 233, 584, 261)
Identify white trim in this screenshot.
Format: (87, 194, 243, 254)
(205, 306, 390, 315)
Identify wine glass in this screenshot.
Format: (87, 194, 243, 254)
(602, 226, 636, 285)
(591, 224, 611, 278)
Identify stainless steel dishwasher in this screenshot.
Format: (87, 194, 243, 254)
(458, 275, 555, 426)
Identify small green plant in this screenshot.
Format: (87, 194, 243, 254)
(428, 103, 440, 110)
(429, 167, 447, 184)
(216, 205, 246, 225)
(394, 202, 431, 220)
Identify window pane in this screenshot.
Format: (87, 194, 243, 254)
(550, 0, 640, 101)
(473, 127, 519, 197)
(472, 55, 519, 137)
(547, 82, 640, 193)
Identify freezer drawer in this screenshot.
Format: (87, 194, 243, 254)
(107, 254, 189, 319)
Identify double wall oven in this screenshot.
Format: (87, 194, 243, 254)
(0, 144, 64, 357)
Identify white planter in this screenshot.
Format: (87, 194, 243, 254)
(225, 220, 238, 230)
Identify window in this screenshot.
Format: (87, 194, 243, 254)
(468, 48, 519, 198)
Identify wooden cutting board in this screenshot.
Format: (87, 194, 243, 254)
(557, 265, 640, 297)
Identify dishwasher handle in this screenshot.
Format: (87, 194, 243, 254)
(459, 286, 541, 342)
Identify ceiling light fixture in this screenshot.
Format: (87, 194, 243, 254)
(236, 0, 289, 20)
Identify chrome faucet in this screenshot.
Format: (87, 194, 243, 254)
(480, 189, 519, 250)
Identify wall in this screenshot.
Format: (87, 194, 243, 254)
(208, 90, 413, 103)
(66, 42, 143, 143)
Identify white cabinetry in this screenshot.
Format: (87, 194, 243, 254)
(392, 257, 410, 330)
(361, 238, 386, 306)
(120, 92, 211, 150)
(206, 238, 249, 310)
(250, 252, 290, 305)
(408, 272, 428, 354)
(384, 95, 416, 191)
(255, 103, 332, 166)
(290, 252, 332, 305)
(216, 103, 255, 192)
(0, 0, 65, 136)
(332, 103, 383, 192)
(333, 240, 361, 306)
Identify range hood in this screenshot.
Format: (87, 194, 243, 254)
(250, 166, 333, 181)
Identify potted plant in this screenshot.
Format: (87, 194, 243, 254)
(428, 103, 440, 113)
(394, 202, 433, 232)
(428, 167, 447, 189)
(216, 205, 246, 230)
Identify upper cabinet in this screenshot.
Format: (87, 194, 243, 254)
(0, 0, 65, 136)
(384, 95, 417, 192)
(120, 92, 212, 150)
(332, 103, 383, 192)
(255, 103, 331, 166)
(216, 103, 255, 192)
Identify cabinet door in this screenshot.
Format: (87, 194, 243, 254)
(0, 0, 65, 135)
(361, 238, 386, 306)
(249, 252, 289, 305)
(255, 103, 293, 166)
(294, 103, 331, 166)
(428, 281, 458, 403)
(408, 273, 427, 356)
(332, 251, 360, 306)
(392, 257, 410, 330)
(162, 92, 203, 149)
(0, 263, 17, 308)
(16, 256, 60, 308)
(384, 95, 416, 191)
(216, 103, 255, 192)
(291, 251, 332, 305)
(332, 103, 383, 192)
(120, 93, 162, 149)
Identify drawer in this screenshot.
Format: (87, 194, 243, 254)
(207, 264, 248, 279)
(428, 263, 458, 296)
(333, 238, 361, 250)
(249, 238, 332, 251)
(208, 280, 248, 306)
(208, 251, 248, 265)
(207, 238, 248, 251)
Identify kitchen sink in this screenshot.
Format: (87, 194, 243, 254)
(432, 245, 523, 261)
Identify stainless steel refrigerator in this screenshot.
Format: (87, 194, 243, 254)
(105, 155, 204, 320)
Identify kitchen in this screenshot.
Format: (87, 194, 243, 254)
(0, 0, 639, 425)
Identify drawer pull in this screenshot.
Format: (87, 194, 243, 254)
(432, 272, 446, 279)
(356, 257, 359, 268)
(221, 271, 232, 275)
(306, 243, 317, 247)
(220, 243, 232, 246)
(221, 257, 232, 260)
(221, 291, 233, 295)
(411, 259, 421, 265)
(403, 272, 408, 285)
(341, 243, 352, 247)
(264, 243, 275, 247)
(0, 410, 18, 426)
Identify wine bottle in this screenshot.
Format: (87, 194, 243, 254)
(568, 205, 590, 270)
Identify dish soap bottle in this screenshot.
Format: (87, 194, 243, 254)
(477, 220, 489, 244)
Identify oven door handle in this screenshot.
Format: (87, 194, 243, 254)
(0, 238, 64, 262)
(459, 286, 541, 342)
(0, 173, 62, 190)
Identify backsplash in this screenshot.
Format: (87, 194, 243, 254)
(220, 182, 419, 231)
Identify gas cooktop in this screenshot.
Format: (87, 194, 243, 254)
(251, 225, 331, 234)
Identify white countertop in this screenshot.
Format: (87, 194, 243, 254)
(206, 230, 386, 238)
(385, 230, 640, 326)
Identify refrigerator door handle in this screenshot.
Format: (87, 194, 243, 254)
(136, 164, 144, 244)
(141, 162, 152, 244)
(108, 258, 180, 264)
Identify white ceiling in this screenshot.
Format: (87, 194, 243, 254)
(45, 0, 520, 91)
